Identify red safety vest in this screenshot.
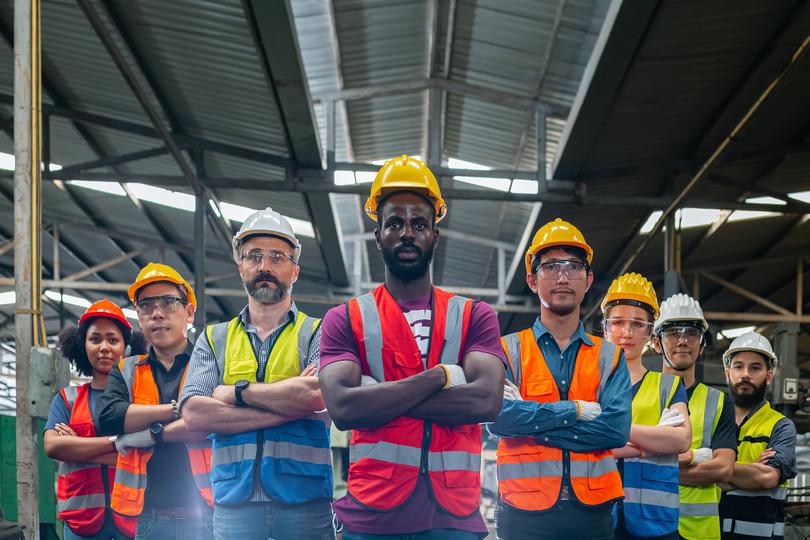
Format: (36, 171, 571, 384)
(497, 329, 624, 510)
(110, 355, 213, 517)
(346, 285, 482, 517)
(56, 383, 136, 537)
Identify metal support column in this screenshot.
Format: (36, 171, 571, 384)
(537, 107, 547, 190)
(772, 322, 799, 418)
(663, 213, 680, 299)
(194, 153, 207, 333)
(14, 0, 43, 536)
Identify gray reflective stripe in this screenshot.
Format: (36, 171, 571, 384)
(681, 502, 719, 517)
(185, 441, 210, 451)
(659, 372, 676, 410)
(297, 316, 321, 371)
(596, 341, 618, 400)
(730, 520, 779, 537)
(723, 518, 732, 532)
(427, 451, 480, 473)
(62, 386, 79, 409)
(349, 441, 421, 467)
(439, 296, 469, 366)
(208, 322, 229, 381)
(496, 460, 563, 480)
(211, 443, 257, 467)
(356, 293, 384, 381)
(194, 472, 211, 488)
(261, 440, 332, 466)
(625, 454, 678, 467)
(775, 523, 785, 536)
(702, 387, 721, 448)
(570, 456, 617, 478)
(502, 333, 522, 387)
(118, 356, 140, 400)
(58, 492, 106, 512)
(623, 487, 679, 508)
(59, 461, 98, 475)
(727, 486, 788, 500)
(114, 468, 146, 489)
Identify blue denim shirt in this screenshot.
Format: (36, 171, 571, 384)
(488, 318, 631, 452)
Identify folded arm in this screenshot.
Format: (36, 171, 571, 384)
(488, 399, 578, 437)
(96, 365, 175, 435)
(44, 429, 116, 463)
(629, 402, 692, 455)
(678, 448, 735, 486)
(214, 374, 324, 417)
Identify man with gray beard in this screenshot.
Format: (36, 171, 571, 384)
(180, 207, 334, 540)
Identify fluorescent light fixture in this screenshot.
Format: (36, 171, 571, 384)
(447, 158, 490, 171)
(333, 170, 355, 185)
(718, 325, 756, 341)
(0, 152, 62, 172)
(0, 291, 15, 305)
(789, 190, 810, 203)
(745, 196, 785, 205)
(67, 180, 127, 196)
(640, 207, 777, 235)
(43, 290, 138, 321)
(639, 211, 664, 234)
(127, 183, 196, 212)
(355, 171, 375, 184)
(511, 179, 539, 194)
(727, 210, 778, 222)
(448, 157, 510, 192)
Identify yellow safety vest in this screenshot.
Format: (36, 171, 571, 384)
(679, 382, 725, 540)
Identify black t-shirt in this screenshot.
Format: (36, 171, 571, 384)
(686, 383, 737, 452)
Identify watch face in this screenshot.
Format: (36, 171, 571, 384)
(150, 423, 163, 435)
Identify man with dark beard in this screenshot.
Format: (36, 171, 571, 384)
(180, 208, 334, 540)
(318, 154, 506, 539)
(719, 332, 796, 539)
(652, 294, 736, 540)
(489, 218, 631, 540)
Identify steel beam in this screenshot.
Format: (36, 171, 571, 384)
(700, 272, 793, 316)
(56, 146, 170, 176)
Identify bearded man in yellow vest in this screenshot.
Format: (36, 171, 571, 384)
(490, 218, 631, 540)
(719, 332, 797, 540)
(181, 208, 334, 540)
(652, 294, 737, 540)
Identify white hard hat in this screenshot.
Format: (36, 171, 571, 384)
(653, 293, 708, 334)
(722, 332, 777, 368)
(232, 207, 300, 262)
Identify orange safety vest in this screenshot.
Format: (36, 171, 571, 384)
(346, 285, 482, 517)
(497, 328, 624, 511)
(110, 355, 213, 517)
(56, 383, 136, 537)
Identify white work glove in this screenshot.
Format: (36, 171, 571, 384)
(503, 380, 522, 401)
(360, 375, 378, 386)
(657, 407, 686, 427)
(440, 364, 467, 389)
(692, 447, 713, 464)
(115, 429, 156, 456)
(575, 401, 602, 421)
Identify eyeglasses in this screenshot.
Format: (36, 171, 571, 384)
(603, 317, 653, 337)
(240, 249, 297, 268)
(135, 295, 187, 315)
(660, 327, 703, 344)
(535, 260, 587, 280)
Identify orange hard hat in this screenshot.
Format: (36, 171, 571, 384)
(128, 262, 197, 308)
(78, 299, 132, 330)
(365, 154, 447, 222)
(525, 218, 593, 274)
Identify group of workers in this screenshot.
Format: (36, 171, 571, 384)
(42, 154, 797, 540)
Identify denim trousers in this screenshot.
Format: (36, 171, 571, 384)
(63, 516, 132, 540)
(212, 498, 335, 540)
(495, 499, 615, 540)
(134, 507, 213, 540)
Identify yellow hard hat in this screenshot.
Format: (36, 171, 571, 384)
(601, 272, 660, 319)
(128, 262, 197, 309)
(524, 218, 593, 274)
(364, 154, 447, 223)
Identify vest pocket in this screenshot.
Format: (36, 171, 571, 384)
(525, 379, 553, 398)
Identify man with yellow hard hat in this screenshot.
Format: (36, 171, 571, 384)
(97, 263, 214, 540)
(318, 155, 506, 539)
(489, 218, 631, 540)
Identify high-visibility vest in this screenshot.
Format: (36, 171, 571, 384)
(719, 402, 789, 539)
(679, 383, 725, 540)
(56, 384, 136, 537)
(621, 371, 681, 537)
(206, 311, 332, 505)
(346, 285, 482, 517)
(110, 355, 214, 517)
(497, 329, 624, 511)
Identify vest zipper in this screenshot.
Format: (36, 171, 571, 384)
(254, 430, 264, 494)
(421, 421, 432, 475)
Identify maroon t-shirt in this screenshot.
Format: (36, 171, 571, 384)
(320, 293, 505, 536)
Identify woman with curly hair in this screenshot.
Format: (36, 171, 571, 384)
(44, 299, 146, 540)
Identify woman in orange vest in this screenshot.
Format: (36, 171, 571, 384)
(44, 300, 146, 540)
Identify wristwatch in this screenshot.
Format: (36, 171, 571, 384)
(234, 380, 250, 407)
(149, 422, 164, 444)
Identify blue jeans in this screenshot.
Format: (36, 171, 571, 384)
(63, 516, 132, 540)
(342, 532, 482, 540)
(213, 498, 335, 540)
(134, 507, 213, 540)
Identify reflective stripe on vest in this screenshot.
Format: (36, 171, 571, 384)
(720, 402, 789, 539)
(496, 329, 623, 511)
(110, 355, 214, 517)
(622, 371, 681, 537)
(679, 383, 724, 540)
(206, 311, 332, 506)
(347, 286, 481, 518)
